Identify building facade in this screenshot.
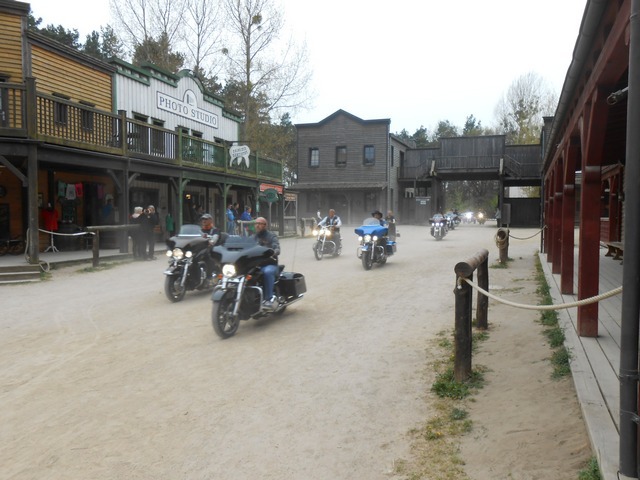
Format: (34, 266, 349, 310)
(0, 0, 284, 261)
(293, 109, 410, 224)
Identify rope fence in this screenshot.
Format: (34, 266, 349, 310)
(461, 277, 622, 310)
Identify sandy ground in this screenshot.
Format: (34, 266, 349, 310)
(0, 223, 590, 479)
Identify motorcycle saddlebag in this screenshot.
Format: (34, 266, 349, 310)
(385, 241, 397, 255)
(278, 272, 307, 297)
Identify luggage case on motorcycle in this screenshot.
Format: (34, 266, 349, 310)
(385, 241, 397, 255)
(278, 272, 307, 297)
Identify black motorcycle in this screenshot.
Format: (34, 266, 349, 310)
(312, 224, 341, 260)
(430, 214, 447, 241)
(163, 224, 220, 302)
(210, 236, 306, 339)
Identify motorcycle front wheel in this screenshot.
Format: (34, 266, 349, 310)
(314, 241, 324, 261)
(361, 250, 373, 270)
(212, 290, 240, 339)
(164, 275, 186, 302)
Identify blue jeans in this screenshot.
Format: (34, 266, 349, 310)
(261, 264, 278, 300)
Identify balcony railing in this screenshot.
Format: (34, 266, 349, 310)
(0, 79, 283, 183)
(400, 154, 538, 180)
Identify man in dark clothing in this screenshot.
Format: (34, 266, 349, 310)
(200, 213, 221, 281)
(141, 205, 159, 260)
(252, 217, 280, 308)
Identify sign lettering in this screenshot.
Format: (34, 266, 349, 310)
(157, 90, 218, 128)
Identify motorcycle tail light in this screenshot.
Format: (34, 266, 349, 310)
(172, 248, 184, 259)
(222, 264, 236, 277)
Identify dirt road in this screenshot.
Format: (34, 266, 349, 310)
(0, 223, 589, 479)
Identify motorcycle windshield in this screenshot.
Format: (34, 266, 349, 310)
(211, 237, 275, 273)
(355, 218, 388, 237)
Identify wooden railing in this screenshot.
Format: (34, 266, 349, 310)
(0, 80, 283, 182)
(400, 154, 535, 180)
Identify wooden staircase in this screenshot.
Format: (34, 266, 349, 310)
(0, 264, 42, 284)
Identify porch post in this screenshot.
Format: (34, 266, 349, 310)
(560, 139, 577, 295)
(551, 163, 563, 274)
(577, 89, 608, 337)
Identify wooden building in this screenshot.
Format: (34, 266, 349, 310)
(541, 0, 628, 337)
(294, 109, 411, 223)
(0, 0, 284, 261)
(293, 108, 543, 226)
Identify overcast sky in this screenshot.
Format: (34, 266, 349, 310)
(27, 0, 587, 134)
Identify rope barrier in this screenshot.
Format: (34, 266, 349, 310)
(461, 277, 623, 311)
(508, 226, 546, 240)
(37, 228, 95, 237)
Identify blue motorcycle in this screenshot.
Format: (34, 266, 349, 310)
(355, 218, 397, 270)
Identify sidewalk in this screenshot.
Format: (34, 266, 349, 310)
(540, 248, 623, 480)
(0, 243, 165, 269)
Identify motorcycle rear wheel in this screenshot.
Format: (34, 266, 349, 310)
(361, 250, 373, 270)
(212, 291, 240, 339)
(314, 241, 324, 261)
(164, 275, 186, 302)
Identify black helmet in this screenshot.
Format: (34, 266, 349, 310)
(371, 210, 383, 217)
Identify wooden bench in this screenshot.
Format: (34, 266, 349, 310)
(604, 241, 624, 262)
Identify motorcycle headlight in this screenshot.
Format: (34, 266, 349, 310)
(222, 264, 236, 277)
(358, 235, 363, 242)
(372, 235, 379, 242)
(364, 234, 372, 242)
(312, 228, 319, 236)
(185, 251, 193, 258)
(325, 229, 332, 237)
(171, 248, 184, 259)
(165, 250, 172, 257)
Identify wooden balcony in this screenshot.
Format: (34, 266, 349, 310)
(0, 79, 283, 183)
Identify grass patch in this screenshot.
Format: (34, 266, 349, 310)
(534, 254, 571, 379)
(395, 330, 488, 479)
(578, 456, 601, 479)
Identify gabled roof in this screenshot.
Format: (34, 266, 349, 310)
(295, 109, 390, 128)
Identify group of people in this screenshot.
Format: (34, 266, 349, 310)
(226, 203, 256, 235)
(316, 208, 398, 250)
(129, 205, 159, 260)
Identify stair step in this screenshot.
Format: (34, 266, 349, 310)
(0, 264, 42, 284)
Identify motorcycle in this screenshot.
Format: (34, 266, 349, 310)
(312, 224, 341, 260)
(210, 236, 306, 339)
(163, 224, 220, 302)
(430, 214, 447, 241)
(355, 218, 397, 270)
(477, 211, 486, 225)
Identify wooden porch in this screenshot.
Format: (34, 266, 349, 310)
(541, 242, 624, 480)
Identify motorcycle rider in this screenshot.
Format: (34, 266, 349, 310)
(200, 213, 221, 283)
(371, 209, 388, 226)
(317, 208, 342, 250)
(253, 216, 280, 308)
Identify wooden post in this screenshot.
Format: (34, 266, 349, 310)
(92, 231, 100, 267)
(454, 249, 490, 381)
(476, 255, 489, 330)
(454, 273, 473, 382)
